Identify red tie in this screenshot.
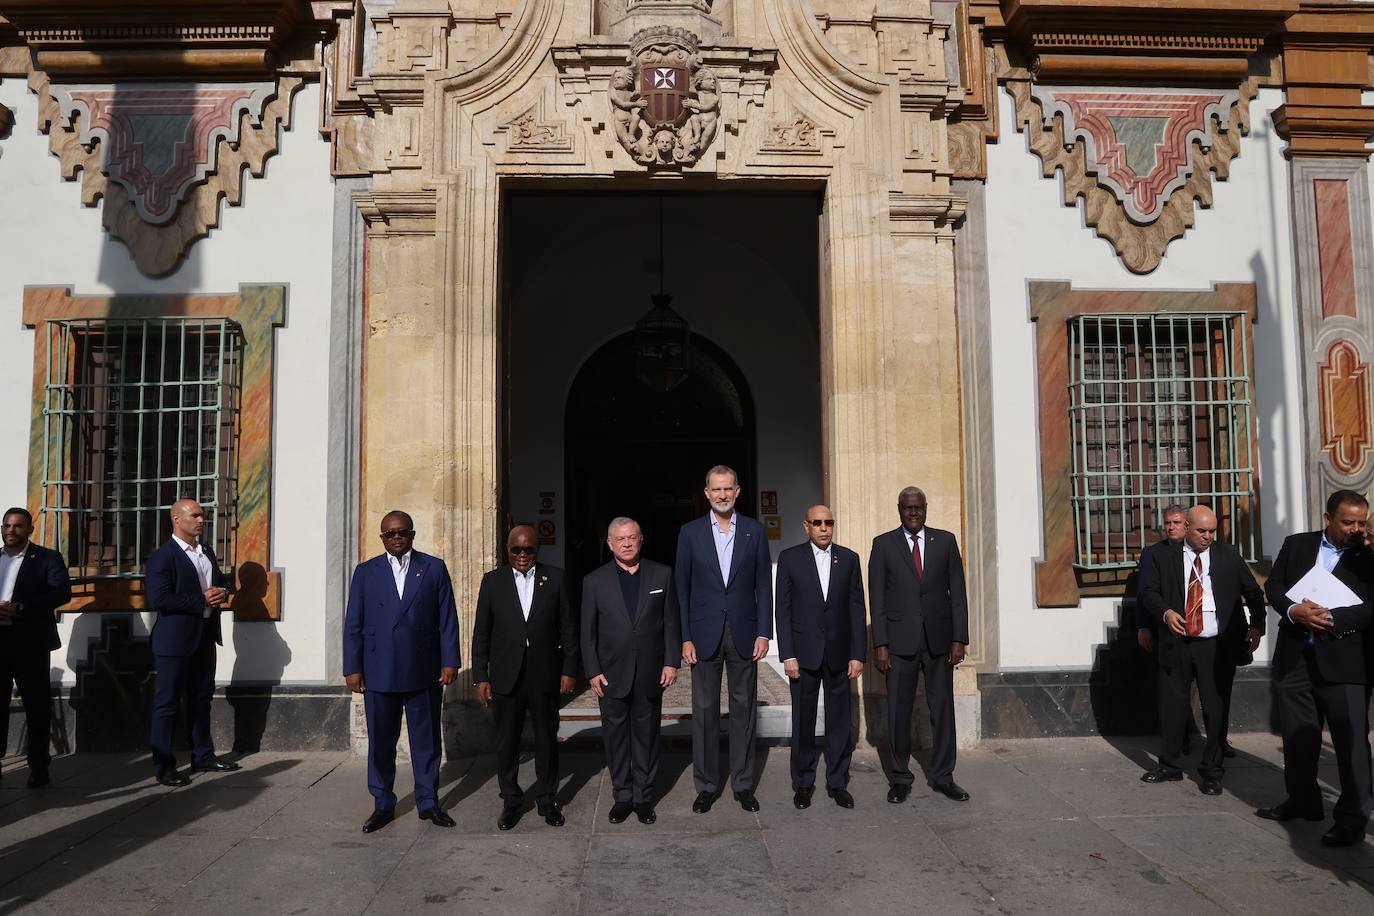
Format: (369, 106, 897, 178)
(1185, 554, 1204, 637)
(912, 533, 924, 578)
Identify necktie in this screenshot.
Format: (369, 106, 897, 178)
(912, 533, 923, 579)
(1185, 554, 1204, 637)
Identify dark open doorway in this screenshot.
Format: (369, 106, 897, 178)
(563, 331, 756, 583)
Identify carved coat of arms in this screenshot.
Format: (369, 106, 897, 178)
(609, 27, 719, 168)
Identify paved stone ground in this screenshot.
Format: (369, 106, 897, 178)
(0, 733, 1371, 915)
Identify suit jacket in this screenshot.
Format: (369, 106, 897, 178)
(471, 563, 578, 695)
(147, 538, 228, 657)
(342, 550, 461, 694)
(2, 542, 70, 652)
(1265, 531, 1374, 685)
(675, 513, 773, 660)
(774, 541, 866, 671)
(1133, 538, 1173, 631)
(581, 559, 681, 700)
(1139, 540, 1265, 667)
(868, 526, 969, 656)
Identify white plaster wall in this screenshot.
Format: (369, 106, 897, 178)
(0, 80, 335, 684)
(984, 87, 1305, 670)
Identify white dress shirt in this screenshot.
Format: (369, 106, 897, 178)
(0, 545, 25, 625)
(386, 550, 411, 600)
(812, 543, 831, 601)
(903, 527, 926, 568)
(173, 535, 215, 618)
(1182, 545, 1218, 638)
(513, 566, 536, 621)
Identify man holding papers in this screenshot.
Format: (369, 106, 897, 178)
(1256, 490, 1374, 847)
(1139, 505, 1265, 794)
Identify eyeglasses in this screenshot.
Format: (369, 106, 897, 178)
(380, 529, 415, 539)
(509, 546, 537, 556)
(807, 519, 835, 527)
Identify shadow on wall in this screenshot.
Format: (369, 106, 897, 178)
(227, 562, 292, 753)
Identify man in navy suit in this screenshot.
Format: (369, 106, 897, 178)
(582, 517, 680, 825)
(471, 525, 578, 830)
(1256, 490, 1373, 847)
(775, 505, 865, 810)
(870, 486, 970, 803)
(0, 507, 71, 788)
(676, 464, 773, 813)
(147, 499, 239, 786)
(344, 510, 461, 833)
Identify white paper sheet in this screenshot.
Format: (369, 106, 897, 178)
(1284, 564, 1361, 609)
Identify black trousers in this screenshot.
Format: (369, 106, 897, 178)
(789, 659, 853, 790)
(1158, 637, 1234, 778)
(886, 647, 955, 785)
(492, 670, 559, 810)
(599, 686, 663, 804)
(150, 630, 217, 773)
(0, 642, 52, 771)
(691, 627, 757, 795)
(1275, 646, 1372, 831)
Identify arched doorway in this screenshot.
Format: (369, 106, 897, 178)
(563, 331, 757, 583)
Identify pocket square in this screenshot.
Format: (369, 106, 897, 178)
(649, 588, 664, 595)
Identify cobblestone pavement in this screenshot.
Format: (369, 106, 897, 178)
(1, 733, 1371, 915)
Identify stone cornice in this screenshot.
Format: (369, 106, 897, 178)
(1272, 2, 1374, 158)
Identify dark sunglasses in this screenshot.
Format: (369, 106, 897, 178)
(380, 529, 415, 539)
(509, 546, 537, 556)
(807, 519, 835, 527)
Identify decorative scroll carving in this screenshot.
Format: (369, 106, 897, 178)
(1318, 339, 1373, 477)
(33, 69, 303, 275)
(1009, 79, 1253, 274)
(501, 106, 571, 151)
(762, 115, 819, 152)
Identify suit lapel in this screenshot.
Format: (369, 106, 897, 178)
(396, 552, 423, 621)
(632, 566, 652, 625)
(726, 522, 749, 587)
(898, 529, 921, 585)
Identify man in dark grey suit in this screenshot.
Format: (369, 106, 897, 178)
(775, 505, 865, 809)
(582, 517, 680, 825)
(870, 486, 970, 803)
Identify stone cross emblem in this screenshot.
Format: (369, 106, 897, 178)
(609, 26, 719, 168)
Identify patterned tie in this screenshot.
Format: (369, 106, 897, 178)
(912, 533, 924, 579)
(1185, 553, 1204, 637)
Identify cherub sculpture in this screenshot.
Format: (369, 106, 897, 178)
(609, 66, 648, 155)
(680, 68, 719, 158)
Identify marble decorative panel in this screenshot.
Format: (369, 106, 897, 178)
(1313, 178, 1357, 319)
(1317, 339, 1372, 478)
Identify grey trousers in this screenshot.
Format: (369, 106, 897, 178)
(691, 626, 758, 795)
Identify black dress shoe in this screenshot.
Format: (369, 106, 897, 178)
(793, 787, 814, 810)
(827, 787, 855, 809)
(190, 757, 241, 773)
(419, 807, 455, 828)
(26, 769, 50, 789)
(1321, 825, 1366, 847)
(1222, 742, 1237, 759)
(362, 809, 394, 833)
(156, 770, 191, 787)
(540, 804, 566, 827)
(1199, 778, 1222, 796)
(887, 783, 911, 804)
(635, 804, 656, 825)
(692, 791, 715, 814)
(734, 790, 760, 812)
(928, 779, 970, 801)
(497, 807, 521, 831)
(608, 801, 634, 824)
(1139, 767, 1184, 784)
(1255, 802, 1324, 822)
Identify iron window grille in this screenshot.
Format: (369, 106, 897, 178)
(1067, 312, 1257, 570)
(38, 317, 243, 582)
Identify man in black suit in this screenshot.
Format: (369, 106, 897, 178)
(147, 498, 240, 786)
(0, 508, 70, 788)
(775, 505, 865, 810)
(1134, 505, 1186, 653)
(870, 486, 970, 803)
(1256, 490, 1373, 847)
(1138, 505, 1264, 794)
(472, 525, 578, 830)
(582, 517, 680, 825)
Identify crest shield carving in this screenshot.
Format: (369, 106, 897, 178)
(609, 26, 719, 168)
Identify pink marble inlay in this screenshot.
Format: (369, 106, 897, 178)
(1314, 179, 1357, 319)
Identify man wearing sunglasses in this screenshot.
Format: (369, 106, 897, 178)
(471, 525, 578, 830)
(343, 511, 461, 834)
(774, 506, 866, 809)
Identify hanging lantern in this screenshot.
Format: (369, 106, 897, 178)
(634, 292, 690, 391)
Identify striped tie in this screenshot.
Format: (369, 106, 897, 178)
(1185, 554, 1204, 637)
